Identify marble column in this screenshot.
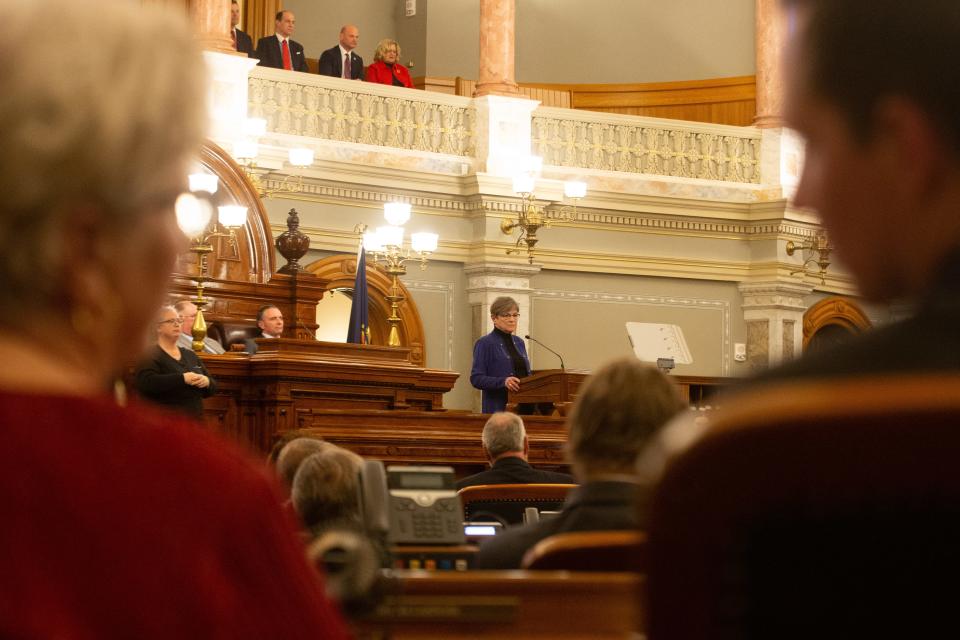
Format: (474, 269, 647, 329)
(739, 281, 813, 373)
(474, 0, 519, 97)
(190, 0, 234, 54)
(754, 0, 786, 128)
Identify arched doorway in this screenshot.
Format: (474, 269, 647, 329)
(803, 296, 872, 355)
(305, 254, 427, 367)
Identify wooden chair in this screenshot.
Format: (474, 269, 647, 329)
(521, 530, 647, 572)
(458, 483, 575, 525)
(646, 374, 960, 639)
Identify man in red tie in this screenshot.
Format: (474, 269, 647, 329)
(230, 1, 253, 56)
(254, 9, 308, 72)
(318, 25, 364, 80)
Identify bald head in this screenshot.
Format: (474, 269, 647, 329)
(339, 24, 359, 51)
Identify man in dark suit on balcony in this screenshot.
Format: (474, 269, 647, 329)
(230, 1, 253, 56)
(456, 412, 574, 490)
(254, 10, 307, 72)
(318, 25, 363, 79)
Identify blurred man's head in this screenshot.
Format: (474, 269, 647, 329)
(567, 358, 685, 480)
(481, 412, 527, 463)
(292, 446, 364, 531)
(230, 1, 240, 28)
(783, 0, 960, 302)
(174, 301, 198, 336)
(276, 437, 331, 491)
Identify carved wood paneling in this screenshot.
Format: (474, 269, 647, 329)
(803, 296, 873, 350)
(304, 253, 427, 367)
(456, 75, 755, 126)
(175, 140, 276, 284)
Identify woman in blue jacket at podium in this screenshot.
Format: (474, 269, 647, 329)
(470, 296, 530, 413)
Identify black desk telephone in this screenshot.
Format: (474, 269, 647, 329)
(358, 461, 465, 545)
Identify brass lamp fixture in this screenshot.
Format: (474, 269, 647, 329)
(500, 163, 587, 264)
(359, 202, 439, 347)
(176, 176, 248, 352)
(786, 231, 832, 284)
(233, 118, 314, 199)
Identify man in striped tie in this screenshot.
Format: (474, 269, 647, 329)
(254, 9, 308, 72)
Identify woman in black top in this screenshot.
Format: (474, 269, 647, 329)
(135, 305, 216, 421)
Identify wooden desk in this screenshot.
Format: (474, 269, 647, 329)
(353, 570, 644, 639)
(198, 340, 458, 452)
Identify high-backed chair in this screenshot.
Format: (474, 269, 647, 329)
(521, 530, 647, 572)
(458, 483, 575, 525)
(645, 374, 960, 639)
(207, 321, 260, 351)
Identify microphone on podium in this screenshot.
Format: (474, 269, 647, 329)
(524, 334, 565, 371)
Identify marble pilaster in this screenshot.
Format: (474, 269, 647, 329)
(739, 281, 813, 372)
(473, 95, 541, 176)
(754, 0, 786, 128)
(203, 51, 259, 146)
(189, 0, 234, 54)
(474, 0, 519, 97)
(465, 262, 541, 343)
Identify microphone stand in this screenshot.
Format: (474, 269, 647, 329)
(524, 334, 565, 371)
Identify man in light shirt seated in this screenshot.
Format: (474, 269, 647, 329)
(174, 301, 225, 354)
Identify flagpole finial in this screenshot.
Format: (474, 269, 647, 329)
(353, 223, 368, 235)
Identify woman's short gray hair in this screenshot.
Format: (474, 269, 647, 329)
(0, 0, 206, 317)
(373, 38, 402, 63)
(490, 296, 519, 318)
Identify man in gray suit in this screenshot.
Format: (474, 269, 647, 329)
(174, 301, 225, 354)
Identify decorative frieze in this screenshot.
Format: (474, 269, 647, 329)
(532, 107, 762, 184)
(249, 72, 477, 157)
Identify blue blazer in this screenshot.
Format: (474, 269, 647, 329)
(470, 330, 530, 413)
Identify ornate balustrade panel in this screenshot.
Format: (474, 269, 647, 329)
(248, 68, 476, 157)
(532, 106, 761, 184)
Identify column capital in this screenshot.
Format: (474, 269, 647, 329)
(739, 280, 813, 311)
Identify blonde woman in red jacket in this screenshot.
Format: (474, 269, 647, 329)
(365, 38, 414, 88)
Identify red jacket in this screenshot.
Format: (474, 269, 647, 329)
(365, 60, 414, 88)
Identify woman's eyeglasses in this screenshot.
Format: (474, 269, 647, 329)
(159, 318, 183, 326)
(497, 313, 521, 319)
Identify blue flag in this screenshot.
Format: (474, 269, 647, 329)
(346, 246, 370, 344)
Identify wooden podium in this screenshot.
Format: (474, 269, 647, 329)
(507, 369, 590, 417)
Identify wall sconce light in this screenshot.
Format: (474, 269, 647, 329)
(176, 174, 248, 351)
(233, 118, 314, 199)
(500, 158, 586, 264)
(786, 231, 832, 284)
(358, 202, 439, 347)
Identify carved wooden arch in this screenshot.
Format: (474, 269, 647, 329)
(803, 296, 873, 350)
(304, 254, 427, 366)
(174, 139, 275, 283)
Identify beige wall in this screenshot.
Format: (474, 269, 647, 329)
(284, 0, 755, 84)
(531, 270, 748, 378)
(515, 0, 755, 84)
